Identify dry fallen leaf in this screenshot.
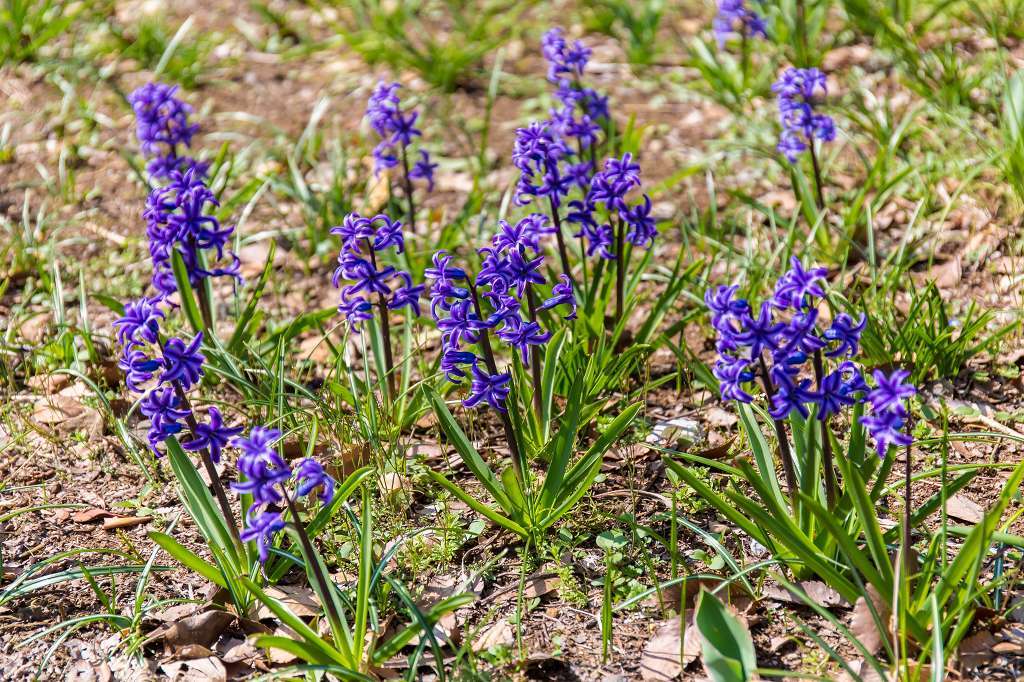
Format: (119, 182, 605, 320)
(959, 629, 998, 669)
(162, 610, 235, 650)
(256, 585, 320, 620)
(160, 656, 227, 682)
(946, 494, 984, 524)
(494, 571, 560, 604)
(849, 584, 891, 655)
(640, 613, 700, 681)
(764, 580, 849, 608)
(473, 618, 513, 650)
(102, 515, 153, 530)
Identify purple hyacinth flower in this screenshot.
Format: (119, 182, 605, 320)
(811, 369, 857, 420)
(539, 274, 577, 320)
(705, 285, 750, 331)
(294, 458, 335, 504)
(463, 364, 512, 412)
(498, 318, 552, 363)
(231, 426, 290, 506)
(735, 302, 784, 358)
(773, 67, 834, 163)
(714, 356, 755, 403)
(861, 408, 912, 458)
(388, 272, 425, 317)
(823, 313, 867, 358)
(867, 369, 916, 413)
(160, 333, 205, 390)
(713, 0, 768, 46)
(770, 377, 815, 419)
(140, 387, 190, 452)
(441, 349, 477, 384)
(120, 348, 162, 393)
(772, 257, 828, 310)
(241, 508, 286, 564)
(409, 149, 437, 192)
(182, 406, 243, 463)
(115, 297, 164, 349)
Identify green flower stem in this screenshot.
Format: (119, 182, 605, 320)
(171, 382, 241, 545)
(467, 280, 526, 487)
(757, 355, 799, 509)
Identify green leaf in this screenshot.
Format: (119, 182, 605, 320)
(228, 240, 276, 354)
(426, 471, 527, 538)
(695, 588, 757, 682)
(165, 437, 239, 565)
(424, 386, 512, 511)
(240, 577, 350, 667)
(170, 250, 206, 336)
(149, 532, 227, 589)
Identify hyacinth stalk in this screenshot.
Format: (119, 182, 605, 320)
(366, 82, 436, 236)
(116, 299, 243, 546)
(466, 278, 526, 482)
(332, 212, 423, 406)
(170, 380, 241, 544)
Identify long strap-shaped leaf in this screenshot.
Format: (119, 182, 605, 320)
(241, 576, 352, 668)
(149, 531, 227, 589)
(427, 471, 527, 538)
(540, 402, 643, 530)
(424, 386, 513, 512)
(165, 437, 243, 572)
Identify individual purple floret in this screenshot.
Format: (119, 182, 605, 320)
(182, 407, 243, 463)
(115, 297, 165, 349)
(231, 426, 290, 507)
(140, 387, 190, 452)
(241, 509, 286, 564)
(463, 364, 512, 412)
(773, 67, 835, 163)
(294, 458, 336, 504)
(160, 333, 205, 390)
(713, 0, 768, 46)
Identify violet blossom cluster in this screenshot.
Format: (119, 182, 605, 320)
(426, 218, 576, 412)
(366, 81, 437, 189)
(511, 122, 589, 209)
(772, 67, 836, 162)
(143, 166, 241, 298)
(713, 0, 767, 46)
(567, 153, 657, 259)
(115, 297, 239, 457)
(128, 82, 205, 180)
(330, 212, 423, 328)
(231, 426, 336, 563)
(540, 27, 608, 157)
(706, 257, 915, 457)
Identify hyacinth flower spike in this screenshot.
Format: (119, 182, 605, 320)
(366, 82, 434, 234)
(706, 260, 873, 511)
(773, 67, 835, 211)
(331, 212, 422, 403)
(115, 300, 243, 544)
(231, 427, 345, 627)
